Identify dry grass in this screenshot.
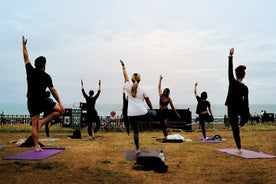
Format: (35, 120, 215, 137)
(0, 124, 275, 184)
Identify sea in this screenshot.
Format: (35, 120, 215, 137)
(0, 103, 275, 118)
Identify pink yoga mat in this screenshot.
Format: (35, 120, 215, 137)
(2, 148, 65, 160)
(217, 148, 276, 159)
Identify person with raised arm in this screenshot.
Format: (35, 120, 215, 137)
(225, 48, 250, 154)
(120, 60, 155, 154)
(22, 36, 65, 152)
(194, 82, 213, 140)
(158, 75, 180, 139)
(81, 79, 101, 140)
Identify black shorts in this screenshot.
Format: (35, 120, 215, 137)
(28, 97, 56, 117)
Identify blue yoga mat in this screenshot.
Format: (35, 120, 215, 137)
(2, 148, 65, 161)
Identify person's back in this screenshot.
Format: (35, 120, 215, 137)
(80, 79, 101, 139)
(125, 81, 148, 116)
(26, 57, 53, 101)
(120, 60, 154, 154)
(22, 36, 64, 152)
(225, 79, 248, 109)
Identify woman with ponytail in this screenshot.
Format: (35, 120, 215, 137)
(120, 60, 155, 154)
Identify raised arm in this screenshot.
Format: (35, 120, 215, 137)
(98, 80, 101, 91)
(120, 60, 129, 82)
(81, 79, 84, 89)
(22, 36, 30, 65)
(158, 75, 163, 96)
(194, 82, 198, 97)
(228, 48, 235, 81)
(81, 79, 88, 98)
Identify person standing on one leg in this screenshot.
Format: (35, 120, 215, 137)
(22, 36, 65, 152)
(225, 48, 250, 154)
(120, 60, 154, 154)
(81, 79, 101, 140)
(194, 82, 213, 140)
(158, 75, 180, 139)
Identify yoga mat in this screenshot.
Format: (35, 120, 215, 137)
(2, 148, 65, 161)
(39, 138, 60, 142)
(199, 137, 226, 143)
(156, 138, 184, 143)
(217, 148, 276, 159)
(124, 149, 159, 161)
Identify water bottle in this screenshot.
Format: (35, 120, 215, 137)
(159, 149, 165, 162)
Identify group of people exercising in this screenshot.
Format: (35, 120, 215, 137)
(22, 36, 249, 155)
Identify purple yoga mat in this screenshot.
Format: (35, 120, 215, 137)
(217, 148, 276, 159)
(2, 148, 65, 160)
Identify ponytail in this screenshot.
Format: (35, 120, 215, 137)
(131, 73, 141, 98)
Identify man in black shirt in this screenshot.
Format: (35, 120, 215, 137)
(22, 36, 65, 152)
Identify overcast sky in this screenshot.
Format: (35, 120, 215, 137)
(0, 0, 275, 106)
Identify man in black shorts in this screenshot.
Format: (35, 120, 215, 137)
(22, 36, 65, 152)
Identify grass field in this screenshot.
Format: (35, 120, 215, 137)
(0, 124, 275, 184)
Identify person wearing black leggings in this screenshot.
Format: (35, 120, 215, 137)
(120, 60, 155, 154)
(225, 48, 250, 154)
(194, 82, 213, 140)
(81, 79, 101, 140)
(158, 75, 180, 138)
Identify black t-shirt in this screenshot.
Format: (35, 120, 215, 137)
(82, 89, 100, 114)
(25, 63, 53, 100)
(225, 56, 249, 110)
(196, 96, 210, 114)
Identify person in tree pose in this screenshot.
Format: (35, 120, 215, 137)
(225, 47, 250, 154)
(194, 82, 213, 140)
(158, 75, 180, 139)
(22, 36, 64, 151)
(120, 60, 155, 154)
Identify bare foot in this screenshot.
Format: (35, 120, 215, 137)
(34, 145, 42, 152)
(92, 134, 96, 139)
(237, 149, 242, 155)
(136, 149, 141, 154)
(88, 136, 94, 140)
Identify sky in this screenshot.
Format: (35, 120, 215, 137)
(0, 0, 275, 107)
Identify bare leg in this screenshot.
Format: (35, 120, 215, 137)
(38, 104, 62, 132)
(31, 115, 41, 152)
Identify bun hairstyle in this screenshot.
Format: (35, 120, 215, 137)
(131, 73, 140, 98)
(235, 65, 246, 79)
